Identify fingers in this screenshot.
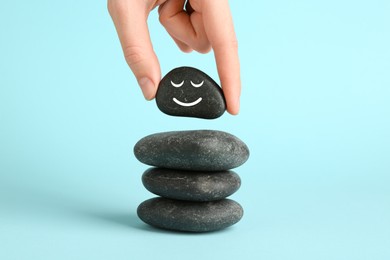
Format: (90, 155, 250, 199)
(158, 0, 211, 53)
(108, 0, 161, 100)
(201, 0, 241, 115)
(108, 0, 241, 114)
(167, 31, 193, 53)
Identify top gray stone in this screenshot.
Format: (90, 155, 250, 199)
(134, 130, 249, 171)
(156, 67, 226, 119)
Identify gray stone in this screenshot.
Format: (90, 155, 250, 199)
(142, 168, 241, 201)
(156, 67, 226, 119)
(134, 130, 249, 171)
(137, 198, 243, 232)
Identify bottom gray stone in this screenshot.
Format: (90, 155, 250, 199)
(137, 197, 243, 232)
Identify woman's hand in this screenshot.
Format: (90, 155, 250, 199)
(108, 0, 241, 114)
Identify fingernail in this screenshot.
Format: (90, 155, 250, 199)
(229, 97, 240, 115)
(235, 97, 240, 114)
(138, 77, 155, 100)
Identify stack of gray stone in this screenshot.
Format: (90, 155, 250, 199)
(133, 67, 250, 232)
(134, 130, 249, 232)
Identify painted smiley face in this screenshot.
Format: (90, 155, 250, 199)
(156, 67, 226, 119)
(170, 79, 204, 107)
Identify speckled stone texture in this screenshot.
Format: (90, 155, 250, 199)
(156, 67, 226, 119)
(137, 198, 243, 232)
(142, 168, 241, 201)
(134, 130, 249, 171)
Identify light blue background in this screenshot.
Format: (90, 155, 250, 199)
(1, 0, 389, 259)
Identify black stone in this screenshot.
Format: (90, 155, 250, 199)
(137, 198, 243, 232)
(142, 168, 241, 201)
(156, 67, 226, 119)
(134, 130, 250, 171)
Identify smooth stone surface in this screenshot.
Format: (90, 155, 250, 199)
(156, 67, 226, 119)
(137, 198, 243, 232)
(142, 168, 241, 201)
(134, 130, 250, 171)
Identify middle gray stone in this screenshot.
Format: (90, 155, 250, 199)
(142, 168, 241, 201)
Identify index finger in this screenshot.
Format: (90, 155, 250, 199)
(200, 0, 241, 115)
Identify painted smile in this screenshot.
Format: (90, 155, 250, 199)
(172, 97, 203, 107)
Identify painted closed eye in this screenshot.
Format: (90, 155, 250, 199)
(171, 80, 184, 88)
(190, 80, 204, 88)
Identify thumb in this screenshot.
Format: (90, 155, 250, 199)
(108, 0, 161, 100)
